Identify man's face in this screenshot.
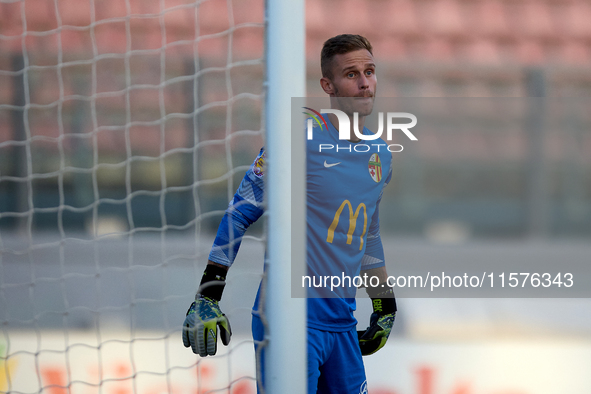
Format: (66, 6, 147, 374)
(321, 48, 377, 116)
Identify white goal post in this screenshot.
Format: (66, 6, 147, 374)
(264, 0, 306, 393)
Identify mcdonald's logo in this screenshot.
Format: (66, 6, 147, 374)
(326, 200, 367, 251)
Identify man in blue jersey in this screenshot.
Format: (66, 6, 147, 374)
(182, 34, 397, 394)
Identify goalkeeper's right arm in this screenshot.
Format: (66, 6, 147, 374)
(182, 148, 265, 356)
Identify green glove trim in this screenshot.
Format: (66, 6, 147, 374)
(183, 296, 232, 356)
(359, 282, 396, 356)
(357, 312, 395, 356)
(367, 283, 397, 315)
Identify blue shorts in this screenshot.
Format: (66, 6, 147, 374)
(252, 314, 367, 394)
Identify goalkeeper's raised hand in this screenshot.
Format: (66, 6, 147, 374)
(182, 264, 232, 356)
(358, 285, 396, 356)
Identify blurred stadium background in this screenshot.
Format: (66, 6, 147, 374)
(1, 0, 591, 393)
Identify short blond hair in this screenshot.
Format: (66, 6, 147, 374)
(321, 34, 373, 80)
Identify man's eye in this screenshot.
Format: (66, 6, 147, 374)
(366, 70, 373, 76)
(347, 72, 355, 78)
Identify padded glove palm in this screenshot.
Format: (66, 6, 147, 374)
(357, 311, 395, 356)
(182, 296, 232, 357)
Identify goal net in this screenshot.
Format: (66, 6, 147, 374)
(0, 0, 278, 392)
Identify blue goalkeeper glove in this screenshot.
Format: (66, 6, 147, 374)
(358, 285, 396, 356)
(182, 264, 232, 356)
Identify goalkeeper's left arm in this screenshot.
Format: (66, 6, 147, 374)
(356, 180, 397, 356)
(357, 265, 397, 356)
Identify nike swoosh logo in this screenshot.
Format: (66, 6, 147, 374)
(324, 160, 341, 168)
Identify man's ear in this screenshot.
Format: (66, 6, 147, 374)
(320, 77, 334, 95)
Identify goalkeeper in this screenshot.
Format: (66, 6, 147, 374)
(183, 34, 397, 393)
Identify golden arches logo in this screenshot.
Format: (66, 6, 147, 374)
(326, 200, 367, 250)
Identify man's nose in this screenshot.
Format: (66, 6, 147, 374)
(359, 74, 369, 89)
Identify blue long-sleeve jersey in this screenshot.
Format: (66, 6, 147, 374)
(208, 117, 392, 331)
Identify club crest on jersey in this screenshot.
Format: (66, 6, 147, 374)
(368, 153, 382, 183)
(252, 151, 265, 178)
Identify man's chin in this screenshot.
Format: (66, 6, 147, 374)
(335, 96, 375, 116)
(354, 97, 374, 116)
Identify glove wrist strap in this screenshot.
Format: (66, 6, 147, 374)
(367, 284, 397, 315)
(197, 264, 227, 302)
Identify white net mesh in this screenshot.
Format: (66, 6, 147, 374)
(0, 0, 265, 392)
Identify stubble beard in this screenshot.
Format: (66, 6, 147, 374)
(333, 86, 376, 117)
